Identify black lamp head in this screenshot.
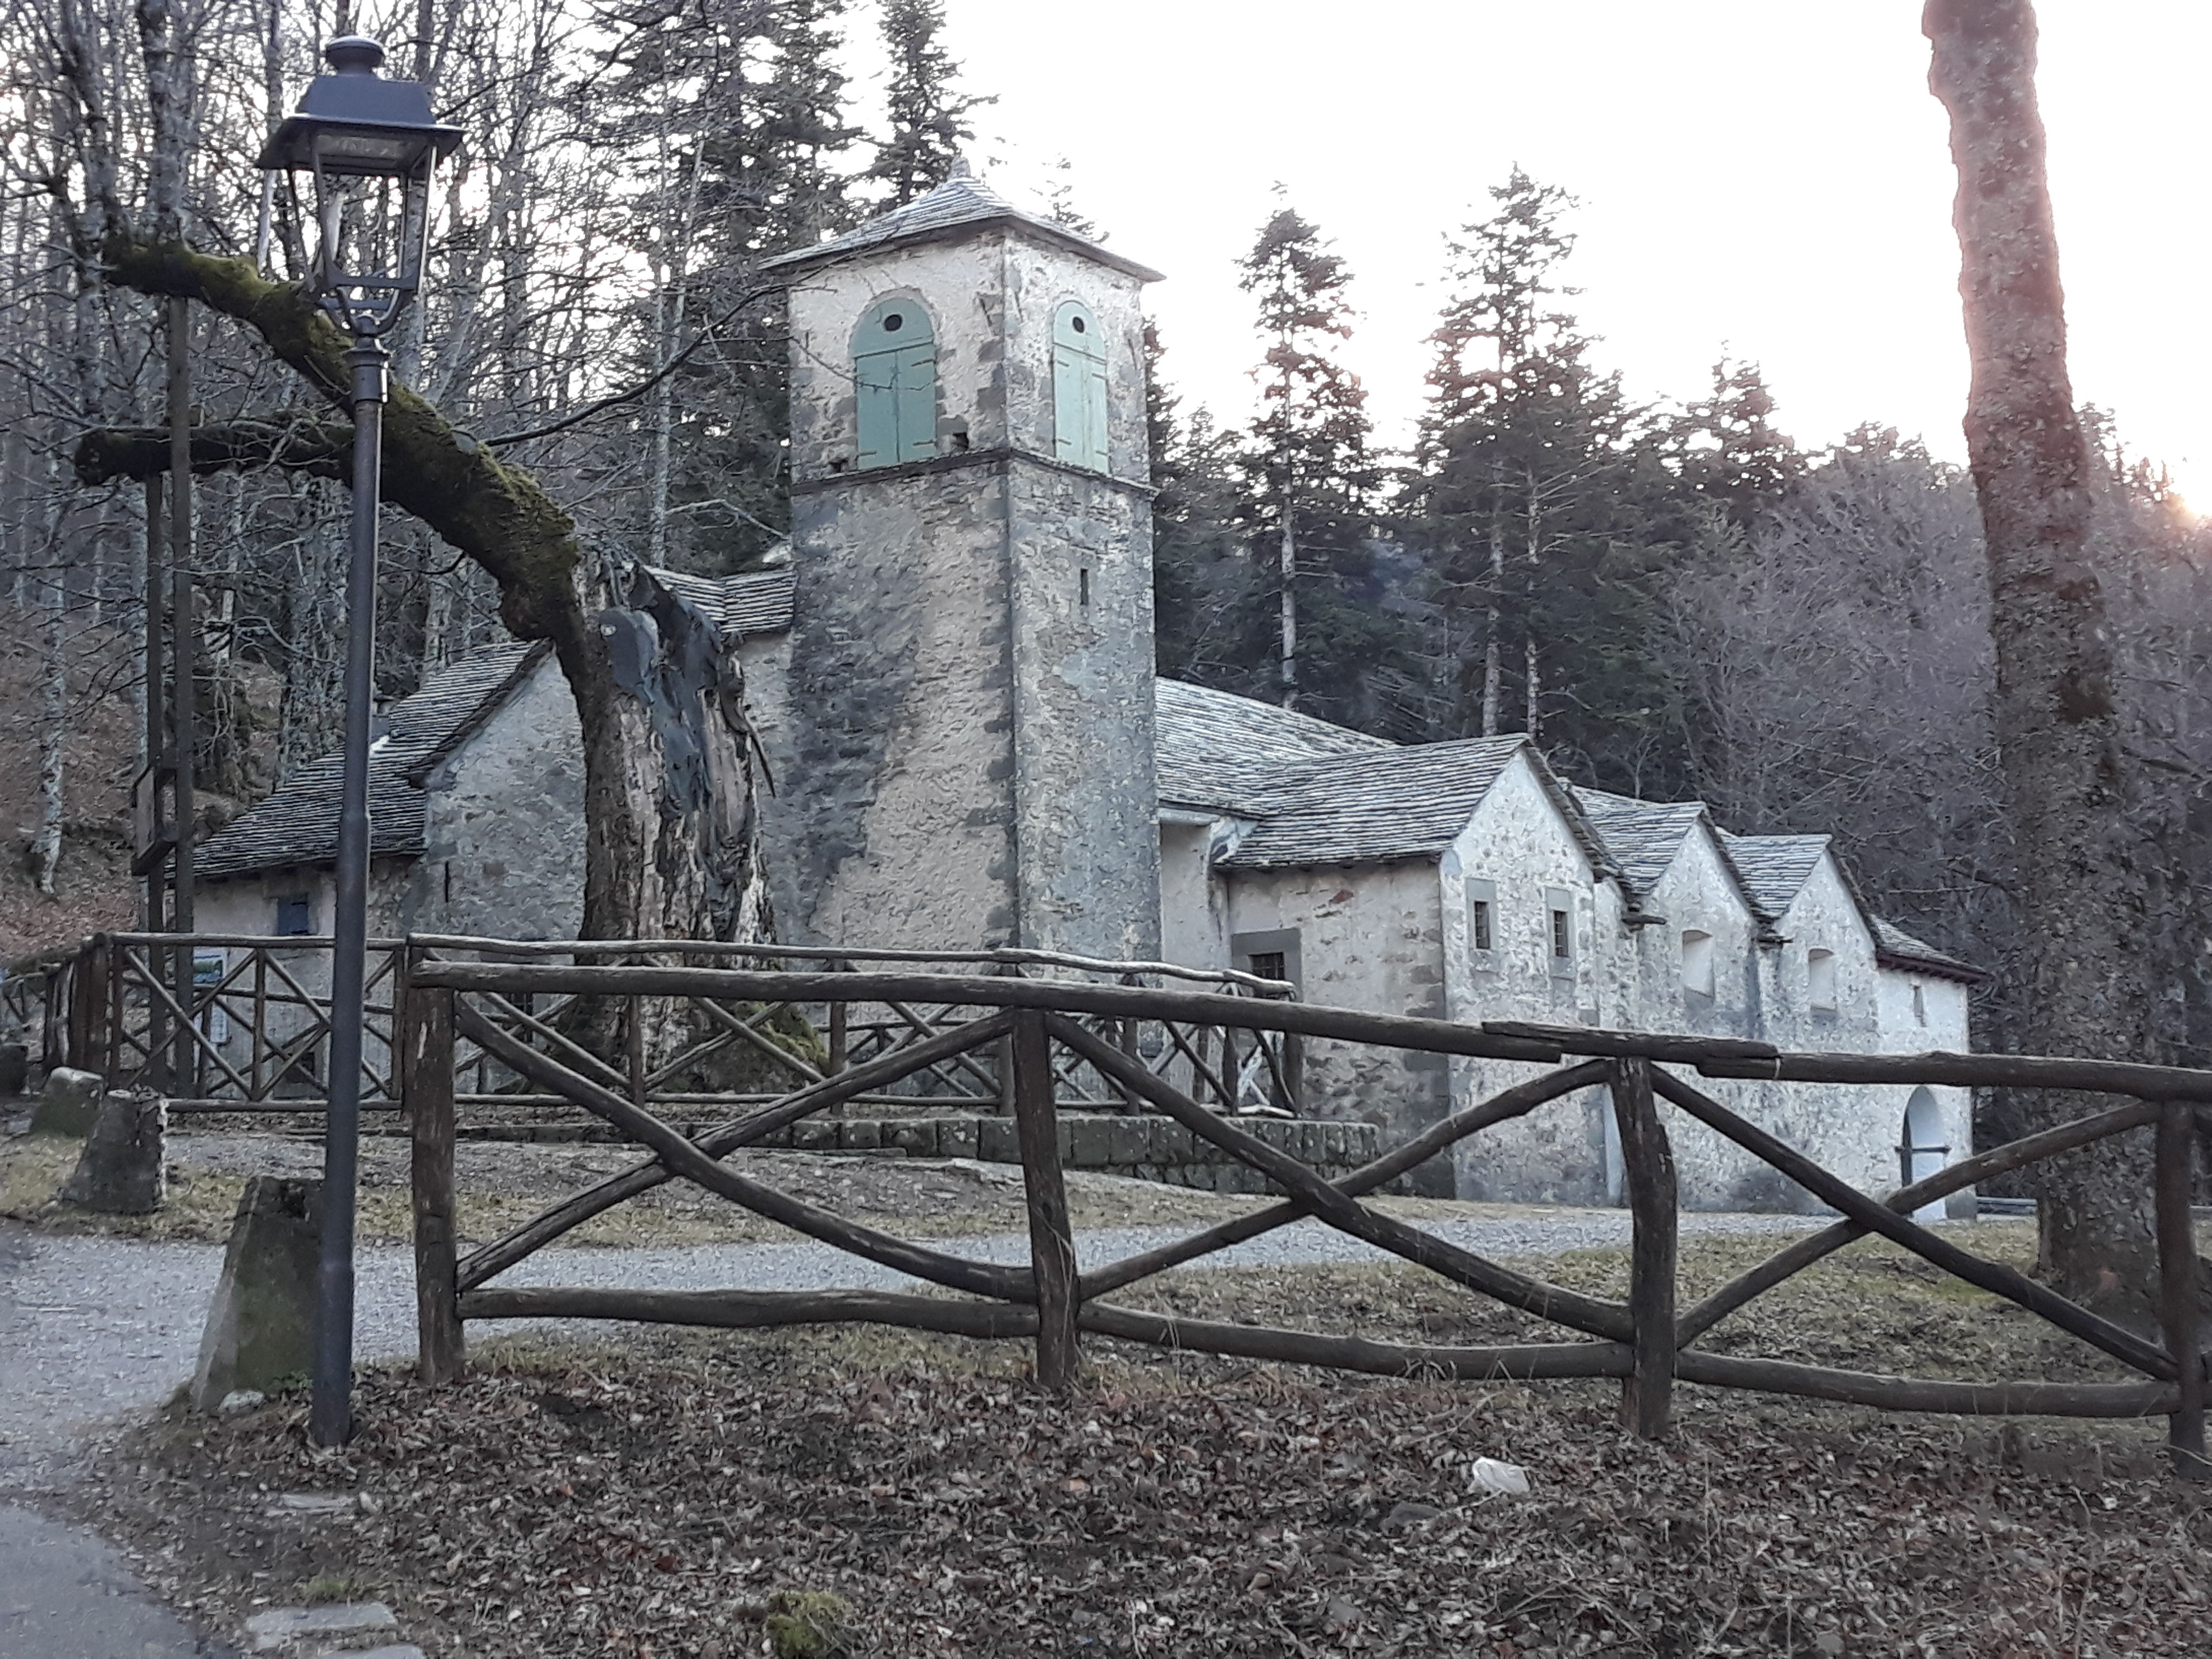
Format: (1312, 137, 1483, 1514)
(258, 35, 461, 178)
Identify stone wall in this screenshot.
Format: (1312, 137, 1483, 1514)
(447, 1110, 1380, 1193)
(771, 218, 1160, 959)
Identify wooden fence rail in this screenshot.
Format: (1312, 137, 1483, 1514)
(397, 959, 2212, 1481)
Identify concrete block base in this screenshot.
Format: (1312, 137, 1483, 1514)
(191, 1176, 324, 1413)
(58, 1090, 165, 1212)
(29, 1066, 103, 1137)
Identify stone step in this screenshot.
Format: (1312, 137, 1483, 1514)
(243, 1601, 398, 1653)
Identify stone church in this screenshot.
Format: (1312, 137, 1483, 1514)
(193, 168, 1982, 1208)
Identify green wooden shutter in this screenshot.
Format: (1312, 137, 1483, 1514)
(853, 300, 937, 469)
(1053, 302, 1109, 472)
(895, 342, 937, 461)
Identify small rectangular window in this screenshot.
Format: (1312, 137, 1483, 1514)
(1681, 929, 1715, 998)
(1247, 951, 1287, 984)
(1550, 909, 1572, 959)
(274, 894, 312, 937)
(1912, 981, 1927, 1026)
(1807, 947, 1837, 1012)
(1466, 878, 1497, 962)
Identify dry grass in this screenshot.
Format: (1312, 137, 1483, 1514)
(0, 1126, 1272, 1247)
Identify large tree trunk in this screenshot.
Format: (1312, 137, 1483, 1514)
(83, 239, 772, 953)
(1925, 0, 2160, 1318)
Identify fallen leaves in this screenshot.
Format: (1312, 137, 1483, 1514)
(73, 1336, 2212, 1658)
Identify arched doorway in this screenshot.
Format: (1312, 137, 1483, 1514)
(1900, 1087, 1948, 1222)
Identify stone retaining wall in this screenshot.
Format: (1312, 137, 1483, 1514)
(442, 1112, 1382, 1193)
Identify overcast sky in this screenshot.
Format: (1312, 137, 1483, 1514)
(864, 1, 2212, 503)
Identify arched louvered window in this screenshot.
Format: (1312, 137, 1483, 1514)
(854, 298, 937, 468)
(1052, 301, 1109, 472)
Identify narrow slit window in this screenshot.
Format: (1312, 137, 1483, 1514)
(1550, 908, 1572, 961)
(1052, 300, 1109, 471)
(1470, 899, 1493, 953)
(853, 298, 938, 468)
(1079, 566, 1092, 607)
(1912, 980, 1927, 1026)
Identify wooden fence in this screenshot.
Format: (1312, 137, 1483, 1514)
(10, 931, 1296, 1121)
(401, 959, 2212, 1478)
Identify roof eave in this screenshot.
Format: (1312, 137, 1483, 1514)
(761, 210, 1165, 284)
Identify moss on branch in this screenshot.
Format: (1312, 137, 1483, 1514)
(99, 235, 587, 650)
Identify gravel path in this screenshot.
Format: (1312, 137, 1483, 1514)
(0, 1207, 1817, 1491)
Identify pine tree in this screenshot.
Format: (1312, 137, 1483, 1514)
(1147, 323, 1253, 686)
(1236, 203, 1395, 723)
(1410, 168, 1698, 790)
(869, 0, 988, 207)
(1678, 355, 1802, 534)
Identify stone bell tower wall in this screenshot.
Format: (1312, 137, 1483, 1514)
(771, 222, 1160, 960)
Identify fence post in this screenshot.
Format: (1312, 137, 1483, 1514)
(406, 967, 465, 1385)
(1610, 1056, 1677, 1439)
(1011, 1007, 1079, 1389)
(2157, 1102, 2206, 1478)
(66, 940, 104, 1076)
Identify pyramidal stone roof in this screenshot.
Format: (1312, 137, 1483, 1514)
(759, 165, 1165, 283)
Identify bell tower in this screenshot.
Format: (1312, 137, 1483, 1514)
(759, 168, 1163, 959)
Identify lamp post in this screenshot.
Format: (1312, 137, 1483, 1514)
(260, 36, 460, 1447)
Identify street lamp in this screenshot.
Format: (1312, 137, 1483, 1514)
(260, 36, 460, 1447)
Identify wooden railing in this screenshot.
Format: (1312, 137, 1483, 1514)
(13, 931, 1298, 1120)
(401, 959, 2212, 1478)
(19, 933, 408, 1110)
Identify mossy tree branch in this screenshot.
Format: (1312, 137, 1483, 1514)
(95, 235, 772, 956)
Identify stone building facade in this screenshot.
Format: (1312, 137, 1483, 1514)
(191, 168, 1982, 1209)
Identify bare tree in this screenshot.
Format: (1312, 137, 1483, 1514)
(1925, 0, 2164, 1316)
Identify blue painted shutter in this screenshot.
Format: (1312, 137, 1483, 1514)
(853, 301, 937, 469)
(1052, 302, 1109, 472)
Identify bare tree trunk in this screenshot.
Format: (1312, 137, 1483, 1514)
(1278, 515, 1297, 709)
(32, 488, 66, 895)
(1925, 0, 2159, 1317)
(1482, 515, 1503, 736)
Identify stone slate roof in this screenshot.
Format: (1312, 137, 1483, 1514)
(1721, 831, 1985, 982)
(759, 166, 1165, 283)
(1717, 832, 1832, 915)
(1871, 918, 1985, 983)
(648, 566, 796, 639)
(1571, 789, 1710, 899)
(1217, 737, 1530, 872)
(1155, 680, 1394, 818)
(196, 642, 547, 881)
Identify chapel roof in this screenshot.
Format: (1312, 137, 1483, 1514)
(195, 564, 785, 883)
(648, 565, 796, 639)
(1870, 918, 1985, 984)
(759, 165, 1165, 283)
(196, 641, 547, 881)
(1155, 679, 1395, 819)
(1216, 736, 1531, 871)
